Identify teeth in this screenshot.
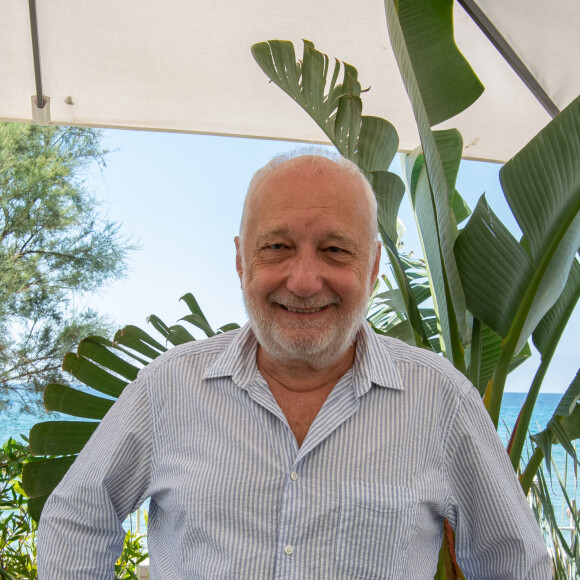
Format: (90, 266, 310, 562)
(285, 306, 323, 313)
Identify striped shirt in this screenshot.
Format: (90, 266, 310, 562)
(37, 322, 551, 579)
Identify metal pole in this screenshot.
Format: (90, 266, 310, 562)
(28, 0, 45, 109)
(458, 0, 560, 118)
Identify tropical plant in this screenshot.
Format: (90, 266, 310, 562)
(114, 527, 149, 580)
(250, 0, 579, 574)
(1, 436, 152, 579)
(20, 1, 579, 577)
(0, 438, 37, 579)
(0, 123, 134, 413)
(529, 433, 580, 578)
(21, 293, 240, 522)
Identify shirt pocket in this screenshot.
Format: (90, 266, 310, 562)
(335, 483, 417, 579)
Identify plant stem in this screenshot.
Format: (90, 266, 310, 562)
(509, 350, 558, 471)
(486, 341, 513, 427)
(469, 318, 482, 394)
(521, 446, 544, 495)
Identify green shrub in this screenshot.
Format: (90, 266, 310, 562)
(1, 437, 149, 579)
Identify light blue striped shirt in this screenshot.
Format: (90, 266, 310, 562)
(38, 322, 551, 578)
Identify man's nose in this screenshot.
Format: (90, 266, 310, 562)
(285, 251, 324, 297)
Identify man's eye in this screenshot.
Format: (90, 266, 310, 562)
(268, 243, 285, 250)
(326, 246, 345, 253)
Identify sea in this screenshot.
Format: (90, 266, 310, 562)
(1, 391, 576, 530)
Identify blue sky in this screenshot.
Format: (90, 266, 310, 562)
(83, 128, 578, 394)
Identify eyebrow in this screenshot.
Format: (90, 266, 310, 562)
(256, 228, 357, 247)
(324, 232, 356, 246)
(256, 227, 289, 246)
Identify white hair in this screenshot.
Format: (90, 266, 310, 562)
(239, 148, 378, 243)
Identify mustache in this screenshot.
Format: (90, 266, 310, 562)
(267, 292, 341, 310)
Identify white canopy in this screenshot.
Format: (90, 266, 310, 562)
(1, 0, 579, 162)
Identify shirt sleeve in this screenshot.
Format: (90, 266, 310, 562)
(37, 375, 154, 579)
(443, 385, 552, 579)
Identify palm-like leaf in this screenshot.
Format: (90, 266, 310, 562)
(384, 0, 488, 364)
(253, 38, 431, 350)
(455, 96, 580, 425)
(521, 370, 580, 493)
(508, 260, 580, 468)
(21, 293, 239, 521)
(402, 129, 466, 367)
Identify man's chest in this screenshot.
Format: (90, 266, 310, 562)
(146, 386, 446, 579)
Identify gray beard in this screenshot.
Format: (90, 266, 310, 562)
(242, 289, 367, 370)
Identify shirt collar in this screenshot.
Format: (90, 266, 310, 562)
(203, 323, 259, 389)
(352, 321, 405, 396)
(203, 320, 405, 395)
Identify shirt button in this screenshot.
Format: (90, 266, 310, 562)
(284, 545, 294, 555)
(290, 471, 299, 481)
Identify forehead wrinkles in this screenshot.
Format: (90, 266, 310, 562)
(242, 158, 376, 245)
(255, 226, 357, 247)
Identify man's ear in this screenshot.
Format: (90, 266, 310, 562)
(234, 236, 243, 281)
(369, 241, 381, 291)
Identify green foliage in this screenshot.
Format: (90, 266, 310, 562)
(114, 528, 149, 580)
(251, 0, 579, 575)
(0, 438, 37, 579)
(1, 437, 149, 579)
(23, 293, 239, 521)
(0, 123, 133, 412)
(529, 457, 579, 578)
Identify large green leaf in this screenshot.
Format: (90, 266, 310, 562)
(179, 314, 215, 338)
(451, 189, 472, 225)
(455, 96, 580, 425)
(44, 383, 114, 419)
(113, 325, 167, 360)
(392, 0, 484, 126)
(508, 260, 580, 466)
(181, 292, 212, 328)
(375, 171, 406, 245)
(22, 456, 77, 499)
(61, 353, 127, 398)
(456, 96, 580, 352)
(359, 117, 400, 173)
(252, 39, 399, 169)
(167, 324, 196, 346)
(455, 196, 532, 339)
(29, 421, 99, 455)
(76, 336, 140, 381)
(252, 40, 346, 147)
(387, 0, 469, 365)
(402, 130, 466, 365)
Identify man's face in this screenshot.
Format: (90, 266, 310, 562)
(235, 157, 381, 368)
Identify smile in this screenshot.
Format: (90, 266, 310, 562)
(281, 305, 327, 314)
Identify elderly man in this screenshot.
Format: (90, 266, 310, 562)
(38, 154, 550, 578)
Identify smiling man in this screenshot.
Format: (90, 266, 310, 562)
(235, 155, 381, 448)
(38, 153, 550, 579)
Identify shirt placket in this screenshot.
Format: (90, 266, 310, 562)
(272, 373, 362, 578)
(274, 461, 304, 578)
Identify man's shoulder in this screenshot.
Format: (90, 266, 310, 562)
(137, 327, 241, 379)
(372, 332, 473, 395)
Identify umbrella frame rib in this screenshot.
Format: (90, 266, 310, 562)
(458, 0, 560, 118)
(28, 0, 46, 109)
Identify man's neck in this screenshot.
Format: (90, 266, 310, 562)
(256, 344, 357, 447)
(256, 344, 356, 395)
